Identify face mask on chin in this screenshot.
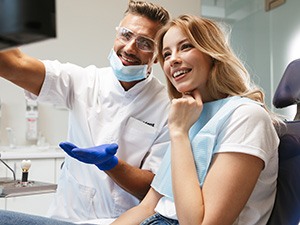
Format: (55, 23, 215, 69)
(108, 49, 152, 82)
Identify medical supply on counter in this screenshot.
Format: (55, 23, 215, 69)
(21, 159, 31, 183)
(0, 158, 57, 197)
(6, 127, 16, 149)
(26, 100, 38, 141)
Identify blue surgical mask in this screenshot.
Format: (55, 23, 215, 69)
(108, 49, 149, 82)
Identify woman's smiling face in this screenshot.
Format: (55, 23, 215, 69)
(162, 26, 213, 101)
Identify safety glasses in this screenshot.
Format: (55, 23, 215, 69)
(115, 27, 156, 53)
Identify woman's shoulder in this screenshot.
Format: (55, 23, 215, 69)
(236, 100, 269, 118)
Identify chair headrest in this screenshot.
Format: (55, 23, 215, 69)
(273, 59, 300, 108)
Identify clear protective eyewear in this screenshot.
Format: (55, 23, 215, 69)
(115, 27, 156, 53)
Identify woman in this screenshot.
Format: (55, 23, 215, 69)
(112, 15, 280, 225)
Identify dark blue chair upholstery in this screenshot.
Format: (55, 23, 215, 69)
(273, 59, 300, 109)
(267, 59, 300, 225)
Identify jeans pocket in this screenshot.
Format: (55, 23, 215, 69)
(140, 213, 179, 225)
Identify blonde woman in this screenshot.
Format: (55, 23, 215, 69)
(112, 15, 280, 225)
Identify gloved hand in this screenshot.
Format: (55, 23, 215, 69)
(59, 142, 119, 170)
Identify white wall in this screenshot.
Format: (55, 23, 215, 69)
(0, 0, 200, 147)
(231, 0, 300, 119)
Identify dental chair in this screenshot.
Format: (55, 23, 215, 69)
(267, 59, 300, 225)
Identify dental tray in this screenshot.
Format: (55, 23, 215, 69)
(0, 179, 57, 197)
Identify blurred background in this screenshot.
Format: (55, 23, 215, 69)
(0, 0, 298, 147)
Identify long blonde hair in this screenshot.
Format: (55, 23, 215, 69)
(156, 14, 282, 126)
(156, 15, 263, 101)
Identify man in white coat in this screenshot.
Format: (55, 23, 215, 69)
(0, 0, 170, 223)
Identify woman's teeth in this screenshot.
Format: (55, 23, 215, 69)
(173, 69, 190, 78)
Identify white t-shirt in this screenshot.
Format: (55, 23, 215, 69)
(26, 60, 170, 222)
(153, 100, 279, 225)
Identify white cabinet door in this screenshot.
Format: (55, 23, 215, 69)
(5, 193, 54, 216)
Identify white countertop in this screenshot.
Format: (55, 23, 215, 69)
(0, 146, 65, 160)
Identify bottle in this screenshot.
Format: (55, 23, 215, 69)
(26, 99, 38, 141)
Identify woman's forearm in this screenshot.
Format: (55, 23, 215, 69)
(171, 132, 204, 225)
(112, 187, 161, 225)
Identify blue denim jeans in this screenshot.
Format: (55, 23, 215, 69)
(0, 209, 93, 225)
(140, 213, 179, 225)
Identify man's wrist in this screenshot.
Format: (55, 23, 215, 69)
(96, 156, 118, 170)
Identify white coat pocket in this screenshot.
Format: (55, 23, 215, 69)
(48, 166, 97, 220)
(118, 116, 158, 167)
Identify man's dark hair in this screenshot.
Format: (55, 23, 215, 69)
(125, 0, 170, 27)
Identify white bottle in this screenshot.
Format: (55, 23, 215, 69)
(26, 99, 38, 141)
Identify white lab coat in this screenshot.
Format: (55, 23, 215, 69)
(26, 60, 170, 222)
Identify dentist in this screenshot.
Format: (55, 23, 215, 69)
(0, 1, 170, 223)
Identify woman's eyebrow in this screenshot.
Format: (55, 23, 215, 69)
(162, 38, 190, 51)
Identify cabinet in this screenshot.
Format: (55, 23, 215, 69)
(0, 147, 64, 216)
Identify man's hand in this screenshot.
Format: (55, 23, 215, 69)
(59, 142, 119, 170)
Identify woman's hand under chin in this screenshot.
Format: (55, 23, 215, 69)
(168, 89, 203, 135)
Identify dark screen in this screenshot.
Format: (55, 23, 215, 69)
(0, 0, 56, 50)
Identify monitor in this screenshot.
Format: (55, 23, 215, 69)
(0, 0, 56, 50)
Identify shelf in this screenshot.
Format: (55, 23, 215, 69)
(0, 146, 65, 160)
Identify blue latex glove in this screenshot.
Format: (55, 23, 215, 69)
(59, 142, 119, 170)
(59, 142, 79, 159)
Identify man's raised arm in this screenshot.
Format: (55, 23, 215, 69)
(0, 49, 45, 96)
